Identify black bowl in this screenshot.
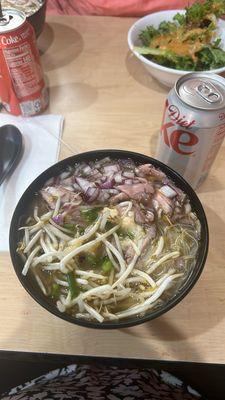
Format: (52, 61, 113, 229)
(9, 149, 209, 329)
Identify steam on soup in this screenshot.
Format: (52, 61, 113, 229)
(17, 158, 200, 322)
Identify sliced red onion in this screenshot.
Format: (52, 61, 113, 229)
(61, 176, 74, 186)
(100, 178, 114, 189)
(103, 164, 120, 175)
(119, 159, 135, 169)
(83, 165, 92, 175)
(159, 185, 177, 198)
(106, 189, 119, 195)
(168, 183, 186, 202)
(59, 171, 71, 181)
(73, 183, 82, 191)
(52, 214, 64, 225)
(95, 157, 111, 168)
(114, 173, 123, 184)
(76, 177, 95, 192)
(97, 190, 110, 203)
(89, 169, 102, 179)
(123, 171, 134, 179)
(63, 185, 74, 192)
(84, 187, 100, 203)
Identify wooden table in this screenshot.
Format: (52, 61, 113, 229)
(1, 15, 225, 364)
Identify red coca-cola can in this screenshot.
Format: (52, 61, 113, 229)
(156, 73, 225, 189)
(0, 8, 48, 116)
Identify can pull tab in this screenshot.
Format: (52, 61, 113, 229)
(196, 82, 222, 103)
(0, 2, 13, 26)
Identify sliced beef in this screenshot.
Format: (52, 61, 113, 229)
(40, 186, 82, 209)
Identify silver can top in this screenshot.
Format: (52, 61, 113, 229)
(0, 8, 25, 32)
(176, 73, 225, 111)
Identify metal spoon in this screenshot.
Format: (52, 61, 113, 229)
(0, 125, 23, 185)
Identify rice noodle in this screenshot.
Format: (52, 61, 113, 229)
(49, 219, 73, 234)
(112, 250, 141, 289)
(56, 300, 66, 313)
(35, 274, 47, 295)
(102, 310, 119, 320)
(147, 251, 180, 274)
(40, 211, 53, 221)
(34, 206, 39, 222)
(24, 228, 29, 248)
(128, 239, 141, 256)
(24, 229, 43, 254)
(18, 221, 43, 234)
(54, 278, 68, 287)
(115, 274, 181, 319)
(80, 284, 112, 301)
(156, 268, 176, 286)
(40, 236, 50, 254)
(32, 251, 60, 267)
(53, 196, 61, 217)
(69, 216, 102, 246)
(46, 236, 56, 252)
(83, 303, 104, 323)
(113, 232, 123, 256)
(47, 223, 72, 241)
(42, 263, 60, 271)
(43, 225, 58, 249)
(60, 225, 119, 271)
(75, 270, 106, 280)
(132, 269, 156, 288)
(100, 236, 126, 275)
(76, 313, 92, 320)
(22, 245, 41, 276)
(153, 236, 164, 257)
(106, 247, 120, 272)
(99, 209, 110, 231)
(125, 277, 145, 285)
(119, 201, 132, 218)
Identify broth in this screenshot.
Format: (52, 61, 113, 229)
(17, 158, 201, 322)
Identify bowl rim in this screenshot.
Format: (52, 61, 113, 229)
(127, 9, 225, 75)
(9, 149, 209, 329)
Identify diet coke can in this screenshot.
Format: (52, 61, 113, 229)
(156, 73, 225, 188)
(0, 8, 48, 116)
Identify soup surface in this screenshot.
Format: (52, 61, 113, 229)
(17, 158, 201, 323)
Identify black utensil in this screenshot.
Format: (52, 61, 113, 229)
(0, 124, 23, 186)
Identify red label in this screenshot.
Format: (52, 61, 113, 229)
(0, 20, 48, 116)
(161, 100, 199, 155)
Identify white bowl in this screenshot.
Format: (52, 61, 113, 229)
(128, 10, 225, 87)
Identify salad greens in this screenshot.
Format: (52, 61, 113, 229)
(135, 0, 225, 71)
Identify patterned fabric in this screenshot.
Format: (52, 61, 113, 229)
(46, 0, 199, 17)
(1, 364, 203, 400)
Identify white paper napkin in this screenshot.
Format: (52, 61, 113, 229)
(0, 114, 64, 251)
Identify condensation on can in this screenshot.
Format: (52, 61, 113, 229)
(0, 8, 48, 116)
(156, 73, 225, 189)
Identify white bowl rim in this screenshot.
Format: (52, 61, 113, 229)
(127, 9, 225, 75)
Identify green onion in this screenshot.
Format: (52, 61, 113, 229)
(105, 221, 115, 230)
(50, 283, 60, 299)
(81, 208, 101, 223)
(101, 257, 113, 273)
(85, 253, 99, 267)
(66, 272, 79, 298)
(118, 228, 134, 240)
(63, 223, 77, 232)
